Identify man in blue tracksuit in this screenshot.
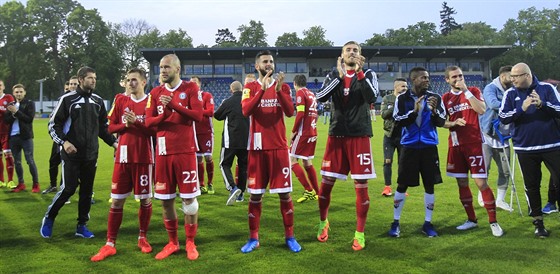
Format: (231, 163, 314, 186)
(499, 62, 560, 238)
(388, 67, 446, 238)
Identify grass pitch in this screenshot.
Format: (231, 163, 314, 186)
(0, 116, 559, 274)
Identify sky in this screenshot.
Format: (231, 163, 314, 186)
(6, 0, 560, 46)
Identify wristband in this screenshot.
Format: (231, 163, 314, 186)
(464, 90, 474, 99)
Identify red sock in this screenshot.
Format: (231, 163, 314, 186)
(459, 186, 477, 221)
(280, 197, 294, 238)
(304, 165, 319, 193)
(0, 157, 4, 182)
(184, 223, 197, 242)
(164, 219, 179, 244)
(235, 164, 239, 184)
(481, 187, 497, 223)
(107, 207, 123, 244)
(355, 181, 370, 233)
(292, 163, 312, 191)
(319, 177, 335, 221)
(198, 161, 205, 187)
(206, 160, 214, 185)
(138, 201, 152, 238)
(6, 155, 13, 181)
(248, 199, 262, 239)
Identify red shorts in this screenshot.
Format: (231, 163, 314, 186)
(154, 153, 200, 199)
(247, 149, 292, 194)
(196, 134, 213, 156)
(446, 142, 487, 179)
(321, 136, 376, 180)
(290, 135, 317, 160)
(0, 135, 10, 152)
(111, 163, 153, 199)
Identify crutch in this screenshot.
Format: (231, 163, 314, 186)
(493, 121, 523, 216)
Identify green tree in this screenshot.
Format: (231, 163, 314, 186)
(438, 22, 499, 46)
(65, 6, 124, 99)
(495, 7, 560, 79)
(0, 0, 46, 96)
(275, 32, 301, 47)
(160, 28, 193, 48)
(301, 26, 333, 46)
(237, 20, 268, 47)
(116, 19, 156, 69)
(215, 28, 237, 48)
(364, 21, 439, 46)
(440, 1, 461, 35)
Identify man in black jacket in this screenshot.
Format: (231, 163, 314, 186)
(41, 66, 117, 239)
(315, 41, 379, 251)
(5, 84, 39, 193)
(215, 80, 249, 205)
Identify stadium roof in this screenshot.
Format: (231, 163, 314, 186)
(141, 45, 512, 63)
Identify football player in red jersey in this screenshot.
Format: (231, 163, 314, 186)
(91, 68, 156, 262)
(191, 76, 215, 194)
(289, 74, 319, 203)
(145, 54, 203, 260)
(442, 65, 503, 237)
(240, 50, 300, 253)
(0, 79, 15, 188)
(315, 41, 379, 250)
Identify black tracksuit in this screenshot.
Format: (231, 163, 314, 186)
(44, 86, 116, 225)
(214, 91, 249, 192)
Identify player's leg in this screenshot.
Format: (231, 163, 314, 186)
(382, 135, 396, 196)
(241, 193, 262, 253)
(279, 192, 301, 253)
(419, 146, 442, 238)
(389, 147, 418, 237)
(9, 136, 25, 191)
(45, 142, 61, 193)
(91, 197, 125, 262)
(4, 149, 14, 186)
(40, 159, 80, 238)
(456, 177, 479, 230)
(76, 159, 97, 238)
(135, 163, 153, 253)
(182, 197, 199, 260)
(177, 153, 201, 260)
(292, 157, 313, 203)
(303, 159, 319, 194)
(154, 156, 181, 259)
(317, 137, 347, 242)
(352, 179, 369, 251)
(196, 154, 206, 193)
(241, 150, 265, 253)
(21, 138, 39, 192)
(236, 149, 248, 202)
(204, 154, 214, 194)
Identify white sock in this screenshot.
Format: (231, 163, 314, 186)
(424, 193, 435, 222)
(497, 188, 507, 202)
(393, 192, 407, 220)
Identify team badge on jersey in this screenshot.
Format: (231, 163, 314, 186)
(198, 91, 203, 101)
(242, 88, 251, 100)
(179, 92, 186, 99)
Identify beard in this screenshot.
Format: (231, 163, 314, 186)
(258, 68, 271, 77)
(162, 73, 176, 84)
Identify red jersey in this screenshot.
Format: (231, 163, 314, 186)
(145, 80, 203, 155)
(292, 87, 318, 137)
(0, 93, 15, 135)
(108, 94, 154, 164)
(194, 91, 214, 135)
(242, 80, 294, 150)
(442, 87, 484, 146)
